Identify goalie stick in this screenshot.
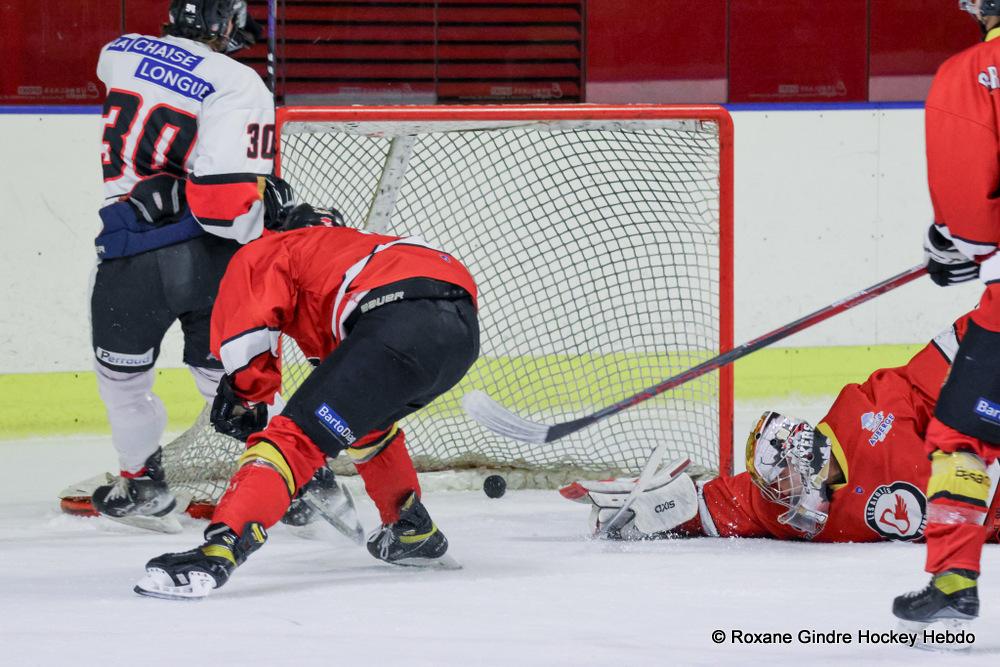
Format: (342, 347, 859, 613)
(463, 263, 928, 444)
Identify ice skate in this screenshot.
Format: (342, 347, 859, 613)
(281, 465, 364, 544)
(893, 570, 978, 650)
(91, 448, 181, 533)
(367, 492, 460, 569)
(134, 522, 267, 600)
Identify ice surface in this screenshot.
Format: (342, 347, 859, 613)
(1, 434, 999, 666)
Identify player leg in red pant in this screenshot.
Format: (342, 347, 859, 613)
(134, 295, 478, 599)
(893, 288, 1000, 630)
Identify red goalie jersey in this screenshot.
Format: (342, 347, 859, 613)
(209, 227, 478, 401)
(702, 315, 999, 543)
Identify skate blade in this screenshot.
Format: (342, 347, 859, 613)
(134, 568, 214, 600)
(897, 618, 974, 652)
(106, 512, 183, 534)
(303, 489, 365, 545)
(391, 553, 463, 570)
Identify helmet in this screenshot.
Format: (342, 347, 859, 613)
(164, 0, 257, 52)
(961, 0, 1000, 18)
(280, 203, 346, 231)
(745, 411, 832, 537)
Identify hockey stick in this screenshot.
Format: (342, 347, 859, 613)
(266, 0, 277, 95)
(462, 264, 928, 444)
(467, 263, 927, 536)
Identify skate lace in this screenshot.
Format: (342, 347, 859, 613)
(377, 529, 396, 559)
(106, 476, 132, 501)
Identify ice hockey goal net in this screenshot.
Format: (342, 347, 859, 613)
(61, 104, 733, 515)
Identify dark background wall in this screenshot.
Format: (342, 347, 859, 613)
(0, 0, 982, 106)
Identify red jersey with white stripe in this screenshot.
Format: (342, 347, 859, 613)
(97, 33, 274, 243)
(925, 28, 1000, 282)
(210, 226, 478, 404)
(702, 326, 966, 543)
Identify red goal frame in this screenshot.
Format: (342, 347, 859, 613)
(275, 104, 735, 476)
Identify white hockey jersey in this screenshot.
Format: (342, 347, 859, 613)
(97, 33, 274, 243)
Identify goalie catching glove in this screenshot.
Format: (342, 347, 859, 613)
(210, 374, 269, 441)
(560, 459, 699, 539)
(924, 223, 979, 286)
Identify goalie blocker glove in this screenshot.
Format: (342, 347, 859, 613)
(210, 374, 269, 441)
(924, 223, 980, 286)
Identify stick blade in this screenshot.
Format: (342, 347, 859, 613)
(461, 390, 551, 444)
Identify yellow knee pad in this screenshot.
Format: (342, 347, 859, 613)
(927, 450, 990, 509)
(238, 440, 297, 496)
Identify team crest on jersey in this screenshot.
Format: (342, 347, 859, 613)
(860, 410, 894, 446)
(979, 65, 1000, 91)
(864, 481, 926, 541)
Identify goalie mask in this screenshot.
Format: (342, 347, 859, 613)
(746, 411, 832, 538)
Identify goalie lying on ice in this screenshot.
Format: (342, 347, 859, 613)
(563, 313, 1000, 544)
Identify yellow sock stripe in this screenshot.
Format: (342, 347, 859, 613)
(399, 523, 438, 544)
(345, 424, 399, 463)
(934, 572, 977, 595)
(238, 440, 297, 497)
(201, 544, 237, 565)
(927, 451, 990, 508)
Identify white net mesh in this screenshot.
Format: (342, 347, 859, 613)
(157, 107, 731, 502)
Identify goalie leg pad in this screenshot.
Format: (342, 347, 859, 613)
(565, 466, 699, 539)
(934, 320, 1000, 444)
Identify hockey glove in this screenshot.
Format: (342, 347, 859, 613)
(210, 374, 268, 442)
(262, 176, 298, 231)
(126, 174, 187, 227)
(924, 224, 979, 286)
(225, 1, 263, 53)
(280, 203, 346, 231)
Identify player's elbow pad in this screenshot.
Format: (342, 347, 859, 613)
(187, 173, 266, 243)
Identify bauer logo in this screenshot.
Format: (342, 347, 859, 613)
(974, 397, 1000, 426)
(134, 58, 215, 101)
(864, 482, 926, 541)
(315, 403, 357, 445)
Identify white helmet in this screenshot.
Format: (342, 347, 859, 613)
(745, 411, 832, 538)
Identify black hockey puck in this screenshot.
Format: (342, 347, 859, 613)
(483, 474, 507, 498)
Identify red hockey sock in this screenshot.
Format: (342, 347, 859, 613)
(922, 443, 992, 574)
(353, 428, 421, 524)
(212, 463, 292, 534)
(211, 416, 328, 535)
(925, 515, 986, 574)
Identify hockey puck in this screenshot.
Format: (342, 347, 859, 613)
(483, 474, 507, 498)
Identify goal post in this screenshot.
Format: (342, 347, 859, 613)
(60, 103, 734, 516)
